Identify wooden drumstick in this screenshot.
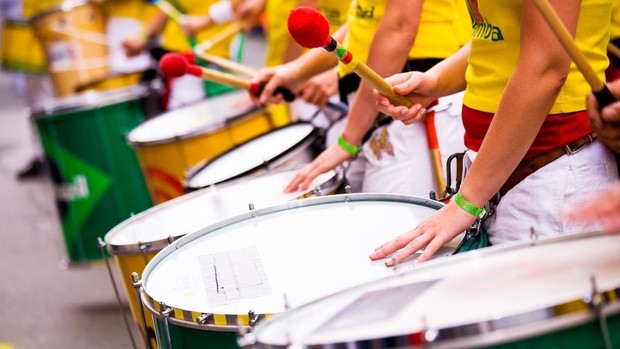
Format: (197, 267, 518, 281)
(531, 0, 616, 107)
(287, 6, 447, 194)
(287, 7, 412, 107)
(159, 53, 296, 101)
(192, 50, 257, 77)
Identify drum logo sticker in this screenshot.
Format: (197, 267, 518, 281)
(56, 174, 89, 201)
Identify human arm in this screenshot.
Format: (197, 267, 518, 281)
(253, 24, 347, 104)
(284, 0, 424, 192)
(370, 0, 580, 265)
(122, 11, 168, 56)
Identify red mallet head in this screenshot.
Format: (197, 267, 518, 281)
(159, 53, 202, 78)
(287, 6, 331, 49)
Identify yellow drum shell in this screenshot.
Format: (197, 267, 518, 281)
(31, 2, 110, 96)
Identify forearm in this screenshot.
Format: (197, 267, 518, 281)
(342, 0, 421, 145)
(460, 68, 567, 206)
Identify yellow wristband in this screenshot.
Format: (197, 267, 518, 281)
(337, 135, 361, 155)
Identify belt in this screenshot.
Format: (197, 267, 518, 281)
(499, 132, 597, 196)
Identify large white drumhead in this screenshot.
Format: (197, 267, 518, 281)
(126, 91, 259, 144)
(251, 232, 620, 348)
(104, 168, 341, 253)
(187, 123, 316, 187)
(142, 194, 460, 321)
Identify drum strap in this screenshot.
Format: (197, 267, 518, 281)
(499, 132, 597, 196)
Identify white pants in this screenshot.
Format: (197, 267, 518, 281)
(362, 92, 466, 198)
(466, 141, 619, 245)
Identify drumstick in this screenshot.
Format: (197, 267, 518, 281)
(287, 6, 447, 194)
(191, 50, 257, 77)
(287, 7, 413, 107)
(194, 21, 243, 51)
(159, 52, 296, 101)
(608, 42, 620, 60)
(531, 0, 616, 108)
(150, 0, 186, 25)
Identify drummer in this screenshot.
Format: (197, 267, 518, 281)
(121, 0, 242, 109)
(7, 0, 60, 179)
(568, 78, 620, 234)
(254, 0, 470, 194)
(370, 0, 617, 265)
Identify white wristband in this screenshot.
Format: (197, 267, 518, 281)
(209, 1, 234, 24)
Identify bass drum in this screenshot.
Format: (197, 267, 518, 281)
(247, 232, 620, 349)
(126, 90, 275, 204)
(103, 167, 343, 349)
(33, 84, 153, 264)
(139, 193, 464, 349)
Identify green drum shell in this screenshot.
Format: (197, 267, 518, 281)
(33, 85, 153, 263)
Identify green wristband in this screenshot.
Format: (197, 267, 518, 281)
(337, 135, 361, 155)
(454, 192, 486, 218)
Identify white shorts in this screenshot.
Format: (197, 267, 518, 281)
(362, 92, 466, 198)
(466, 141, 619, 245)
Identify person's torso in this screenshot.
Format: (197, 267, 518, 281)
(463, 0, 612, 114)
(339, 0, 464, 76)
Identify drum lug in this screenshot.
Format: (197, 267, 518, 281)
(97, 237, 107, 248)
(167, 236, 175, 244)
(248, 202, 255, 211)
(248, 309, 260, 327)
(344, 185, 352, 194)
(131, 272, 142, 288)
(159, 302, 173, 317)
(139, 241, 152, 252)
(196, 313, 212, 325)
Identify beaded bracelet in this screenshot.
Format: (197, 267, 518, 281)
(454, 192, 486, 218)
(337, 135, 361, 155)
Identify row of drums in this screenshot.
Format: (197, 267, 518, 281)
(30, 79, 620, 349)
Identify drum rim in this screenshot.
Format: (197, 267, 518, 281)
(139, 193, 446, 329)
(30, 84, 149, 117)
(247, 231, 620, 349)
(103, 166, 345, 255)
(185, 122, 319, 189)
(125, 94, 264, 146)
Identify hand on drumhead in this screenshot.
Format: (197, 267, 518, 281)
(372, 71, 438, 125)
(369, 202, 476, 266)
(566, 183, 620, 234)
(297, 69, 339, 108)
(284, 144, 352, 193)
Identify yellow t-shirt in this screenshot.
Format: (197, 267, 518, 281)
(339, 0, 463, 76)
(160, 0, 237, 59)
(453, 0, 472, 46)
(101, 0, 158, 23)
(611, 0, 620, 40)
(24, 0, 64, 19)
(463, 0, 612, 114)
